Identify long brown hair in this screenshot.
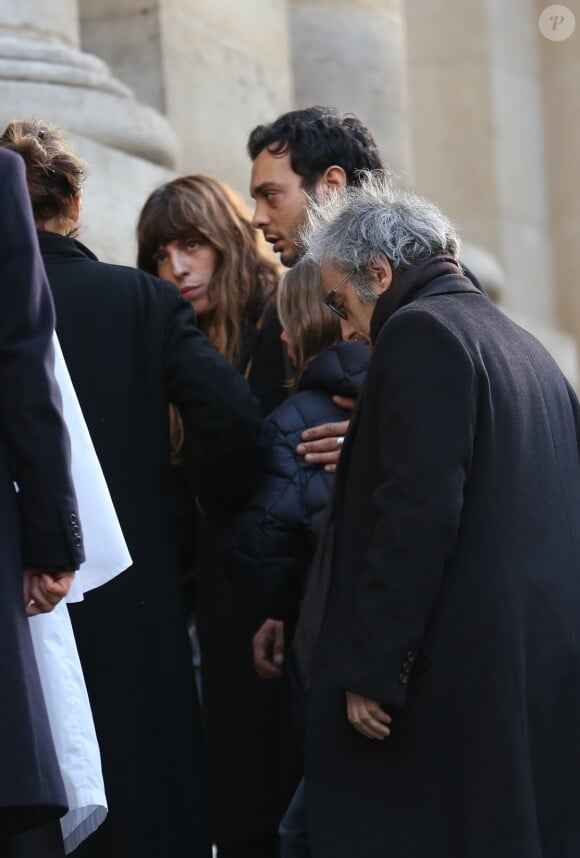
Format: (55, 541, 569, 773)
(0, 118, 88, 233)
(137, 175, 279, 365)
(277, 258, 342, 386)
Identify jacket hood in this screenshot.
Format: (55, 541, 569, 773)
(299, 341, 370, 399)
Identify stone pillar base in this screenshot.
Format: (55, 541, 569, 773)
(0, 36, 177, 168)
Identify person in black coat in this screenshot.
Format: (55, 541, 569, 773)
(137, 174, 298, 858)
(0, 148, 84, 856)
(0, 119, 262, 858)
(294, 171, 580, 858)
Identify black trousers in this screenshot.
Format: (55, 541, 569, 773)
(0, 821, 65, 858)
(216, 832, 280, 858)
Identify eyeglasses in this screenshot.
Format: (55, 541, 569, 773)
(322, 270, 354, 320)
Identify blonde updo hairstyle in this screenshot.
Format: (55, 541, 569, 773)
(0, 118, 88, 234)
(277, 257, 342, 386)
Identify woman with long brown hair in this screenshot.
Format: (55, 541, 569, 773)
(137, 177, 298, 858)
(137, 175, 286, 413)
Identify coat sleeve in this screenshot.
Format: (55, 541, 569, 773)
(565, 380, 580, 456)
(162, 291, 262, 519)
(0, 150, 84, 569)
(230, 412, 309, 610)
(336, 308, 477, 709)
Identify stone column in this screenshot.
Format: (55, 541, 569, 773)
(0, 0, 177, 264)
(485, 0, 558, 326)
(288, 0, 412, 180)
(5, 0, 81, 47)
(538, 0, 580, 343)
(405, 0, 557, 326)
(79, 0, 294, 196)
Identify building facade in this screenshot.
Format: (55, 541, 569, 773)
(1, 0, 577, 377)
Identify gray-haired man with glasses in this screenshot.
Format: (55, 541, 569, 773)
(293, 170, 580, 858)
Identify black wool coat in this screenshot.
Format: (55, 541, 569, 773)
(232, 341, 369, 610)
(193, 303, 300, 848)
(0, 152, 84, 835)
(304, 255, 580, 858)
(39, 231, 261, 858)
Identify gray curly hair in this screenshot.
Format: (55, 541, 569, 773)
(302, 171, 460, 301)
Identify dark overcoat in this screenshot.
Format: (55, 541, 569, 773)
(0, 151, 83, 835)
(193, 304, 301, 851)
(39, 232, 261, 858)
(305, 255, 580, 858)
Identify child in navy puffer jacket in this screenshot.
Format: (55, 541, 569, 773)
(232, 259, 370, 649)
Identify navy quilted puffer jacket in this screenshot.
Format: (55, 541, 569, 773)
(231, 340, 370, 612)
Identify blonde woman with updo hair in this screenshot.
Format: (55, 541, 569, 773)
(0, 119, 86, 234)
(0, 117, 265, 858)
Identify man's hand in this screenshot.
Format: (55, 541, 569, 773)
(252, 619, 285, 679)
(296, 418, 349, 473)
(296, 397, 356, 473)
(24, 568, 75, 616)
(346, 691, 392, 740)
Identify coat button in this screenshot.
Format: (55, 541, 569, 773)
(69, 513, 77, 523)
(407, 649, 417, 663)
(402, 661, 412, 673)
(399, 672, 409, 685)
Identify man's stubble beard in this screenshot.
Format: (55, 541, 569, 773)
(281, 244, 302, 268)
(284, 200, 312, 268)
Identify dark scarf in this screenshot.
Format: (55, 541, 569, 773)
(370, 253, 463, 344)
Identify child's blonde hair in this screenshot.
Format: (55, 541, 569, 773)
(277, 258, 342, 385)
